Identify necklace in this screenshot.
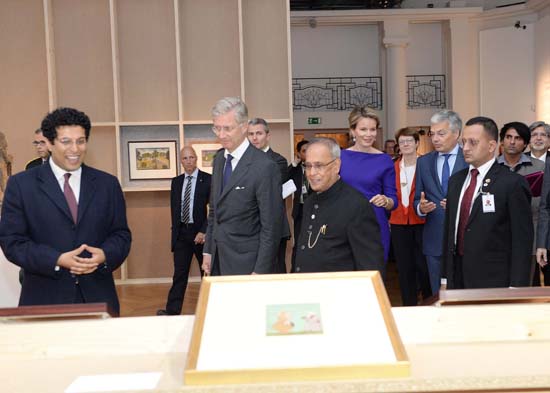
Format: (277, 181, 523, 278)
(307, 224, 327, 249)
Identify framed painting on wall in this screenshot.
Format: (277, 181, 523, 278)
(128, 140, 177, 180)
(191, 142, 222, 174)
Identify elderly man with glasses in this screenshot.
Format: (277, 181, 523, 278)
(293, 137, 384, 273)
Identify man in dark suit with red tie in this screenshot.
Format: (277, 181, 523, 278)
(0, 107, 131, 315)
(158, 146, 211, 315)
(442, 116, 533, 289)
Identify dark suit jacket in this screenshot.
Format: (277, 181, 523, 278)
(536, 158, 550, 249)
(288, 162, 306, 220)
(414, 148, 467, 257)
(170, 169, 211, 251)
(25, 157, 47, 170)
(266, 148, 290, 239)
(0, 164, 131, 314)
(204, 144, 283, 274)
(442, 161, 533, 288)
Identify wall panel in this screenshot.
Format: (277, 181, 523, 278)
(0, 0, 49, 173)
(117, 0, 179, 121)
(242, 0, 290, 119)
(52, 0, 115, 122)
(179, 0, 241, 121)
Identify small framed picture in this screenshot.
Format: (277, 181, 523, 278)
(191, 141, 222, 174)
(128, 140, 178, 180)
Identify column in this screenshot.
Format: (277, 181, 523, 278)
(449, 16, 477, 121)
(383, 20, 409, 137)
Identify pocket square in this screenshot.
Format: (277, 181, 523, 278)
(235, 186, 246, 190)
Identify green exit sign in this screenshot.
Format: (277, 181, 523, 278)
(308, 117, 321, 125)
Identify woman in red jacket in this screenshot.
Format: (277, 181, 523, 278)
(389, 128, 432, 306)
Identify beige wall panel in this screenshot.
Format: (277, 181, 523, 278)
(242, 0, 290, 119)
(0, 0, 49, 174)
(52, 0, 115, 122)
(268, 123, 292, 162)
(85, 126, 117, 176)
(117, 0, 178, 122)
(125, 191, 172, 278)
(179, 0, 241, 121)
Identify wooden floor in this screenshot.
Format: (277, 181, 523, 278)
(117, 260, 404, 318)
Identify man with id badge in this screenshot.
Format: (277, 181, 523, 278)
(442, 117, 533, 289)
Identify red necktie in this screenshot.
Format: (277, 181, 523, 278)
(456, 168, 479, 256)
(64, 173, 78, 224)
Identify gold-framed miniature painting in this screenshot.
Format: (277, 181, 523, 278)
(185, 271, 409, 385)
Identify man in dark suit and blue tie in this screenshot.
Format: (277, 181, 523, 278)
(202, 97, 283, 276)
(0, 107, 131, 315)
(158, 146, 211, 315)
(414, 110, 467, 294)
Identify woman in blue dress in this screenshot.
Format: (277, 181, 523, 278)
(340, 107, 397, 263)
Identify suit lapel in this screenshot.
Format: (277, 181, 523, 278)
(453, 148, 466, 175)
(429, 152, 443, 194)
(450, 169, 468, 230)
(37, 164, 75, 223)
(467, 161, 499, 225)
(76, 165, 97, 224)
(218, 145, 253, 202)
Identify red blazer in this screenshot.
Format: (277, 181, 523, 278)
(389, 158, 425, 225)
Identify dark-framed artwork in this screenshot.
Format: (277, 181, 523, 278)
(128, 140, 177, 180)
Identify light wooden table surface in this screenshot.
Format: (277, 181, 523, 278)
(3, 303, 550, 392)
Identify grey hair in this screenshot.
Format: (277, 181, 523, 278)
(308, 137, 341, 160)
(529, 121, 550, 136)
(430, 110, 462, 133)
(248, 118, 269, 132)
(211, 97, 248, 125)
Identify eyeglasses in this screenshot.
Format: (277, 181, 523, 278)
(428, 130, 450, 138)
(398, 138, 415, 145)
(56, 138, 87, 147)
(461, 138, 480, 147)
(32, 141, 47, 147)
(212, 124, 240, 135)
(304, 158, 337, 172)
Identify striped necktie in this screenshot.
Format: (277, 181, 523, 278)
(181, 175, 193, 223)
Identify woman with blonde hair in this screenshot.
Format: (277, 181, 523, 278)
(340, 107, 397, 265)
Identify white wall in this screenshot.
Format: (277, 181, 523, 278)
(534, 10, 550, 123)
(291, 22, 444, 131)
(0, 249, 20, 307)
(480, 24, 536, 126)
(407, 22, 444, 75)
(291, 24, 380, 78)
(406, 22, 445, 127)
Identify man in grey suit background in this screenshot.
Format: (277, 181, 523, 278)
(202, 97, 283, 276)
(248, 117, 291, 273)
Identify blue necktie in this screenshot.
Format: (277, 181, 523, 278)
(441, 154, 451, 195)
(222, 154, 233, 191)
